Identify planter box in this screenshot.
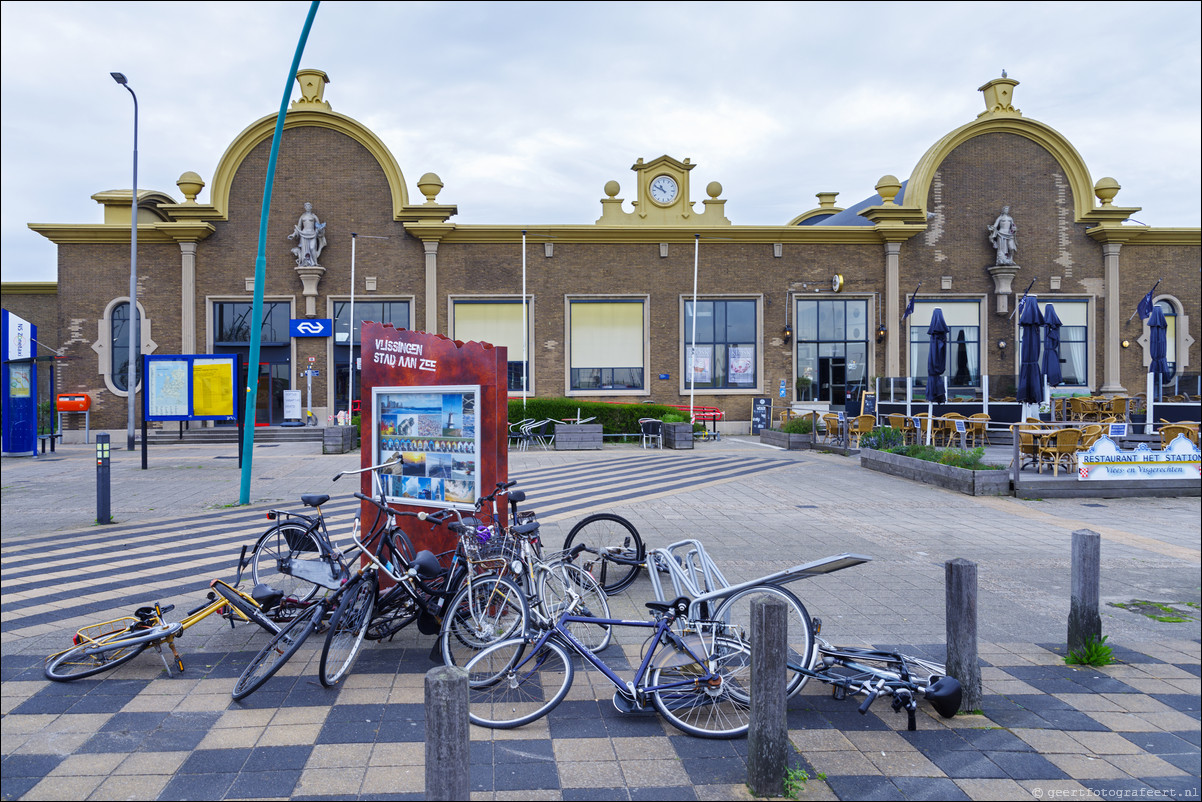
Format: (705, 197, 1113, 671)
(860, 448, 1011, 496)
(759, 429, 811, 450)
(554, 423, 603, 450)
(323, 425, 358, 454)
(663, 422, 694, 450)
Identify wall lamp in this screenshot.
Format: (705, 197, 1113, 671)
(998, 339, 1007, 350)
(782, 324, 793, 344)
(875, 324, 887, 344)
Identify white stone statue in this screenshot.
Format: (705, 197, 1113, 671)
(288, 202, 327, 266)
(988, 205, 1017, 265)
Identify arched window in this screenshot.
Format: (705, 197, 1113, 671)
(110, 302, 141, 392)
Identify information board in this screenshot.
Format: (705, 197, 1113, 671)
(144, 354, 237, 421)
(860, 391, 877, 420)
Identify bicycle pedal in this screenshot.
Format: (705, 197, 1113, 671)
(832, 685, 846, 701)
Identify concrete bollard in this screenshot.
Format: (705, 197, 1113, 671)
(748, 596, 788, 797)
(425, 665, 469, 801)
(945, 558, 982, 712)
(1068, 529, 1102, 654)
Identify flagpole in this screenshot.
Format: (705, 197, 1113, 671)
(690, 234, 699, 422)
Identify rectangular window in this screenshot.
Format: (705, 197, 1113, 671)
(215, 302, 291, 345)
(684, 299, 758, 389)
(909, 301, 980, 391)
(452, 299, 530, 392)
(333, 300, 410, 407)
(569, 300, 644, 392)
(1023, 300, 1088, 386)
(795, 298, 869, 404)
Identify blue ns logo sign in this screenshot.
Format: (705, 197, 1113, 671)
(289, 318, 333, 338)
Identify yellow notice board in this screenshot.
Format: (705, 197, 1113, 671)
(192, 360, 235, 417)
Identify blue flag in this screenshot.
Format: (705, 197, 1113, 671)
(1136, 290, 1154, 321)
(901, 295, 916, 321)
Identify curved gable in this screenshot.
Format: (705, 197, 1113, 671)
(907, 115, 1097, 222)
(207, 109, 410, 221)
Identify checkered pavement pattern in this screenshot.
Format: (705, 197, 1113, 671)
(3, 623, 1198, 800)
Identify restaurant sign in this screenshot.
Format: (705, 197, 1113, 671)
(1077, 436, 1201, 481)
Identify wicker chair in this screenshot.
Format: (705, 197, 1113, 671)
(848, 415, 875, 448)
(1037, 428, 1081, 476)
(1079, 424, 1104, 450)
(1160, 424, 1199, 448)
(968, 413, 991, 447)
(889, 413, 916, 445)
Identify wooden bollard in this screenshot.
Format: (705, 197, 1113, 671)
(425, 665, 469, 801)
(748, 596, 788, 797)
(1068, 529, 1102, 654)
(945, 558, 982, 713)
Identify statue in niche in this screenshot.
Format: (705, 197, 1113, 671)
(988, 205, 1017, 265)
(288, 202, 327, 266)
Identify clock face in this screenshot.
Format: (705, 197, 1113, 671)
(649, 175, 678, 205)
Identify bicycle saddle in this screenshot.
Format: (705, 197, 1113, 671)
(301, 494, 330, 508)
(513, 522, 540, 537)
(411, 550, 447, 579)
(251, 584, 284, 613)
(925, 676, 963, 718)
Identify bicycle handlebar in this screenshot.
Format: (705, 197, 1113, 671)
(332, 459, 402, 482)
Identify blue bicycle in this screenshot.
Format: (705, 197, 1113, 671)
(463, 596, 756, 738)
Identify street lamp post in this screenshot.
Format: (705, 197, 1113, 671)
(111, 72, 138, 451)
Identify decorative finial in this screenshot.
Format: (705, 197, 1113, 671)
(1001, 69, 1007, 78)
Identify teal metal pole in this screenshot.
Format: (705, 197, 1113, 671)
(239, 1, 321, 504)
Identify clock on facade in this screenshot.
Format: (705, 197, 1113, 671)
(649, 175, 678, 205)
(831, 274, 844, 292)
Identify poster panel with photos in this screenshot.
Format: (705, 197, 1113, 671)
(373, 385, 480, 509)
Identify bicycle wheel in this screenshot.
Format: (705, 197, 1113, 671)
(650, 635, 752, 738)
(320, 571, 378, 687)
(712, 585, 814, 697)
(232, 601, 323, 701)
(439, 576, 530, 667)
(465, 637, 574, 729)
(536, 562, 612, 652)
(366, 583, 421, 641)
(42, 623, 169, 681)
(251, 522, 324, 604)
(563, 513, 644, 594)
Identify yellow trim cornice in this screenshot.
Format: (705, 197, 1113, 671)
(907, 115, 1119, 223)
(1085, 224, 1150, 245)
(431, 225, 889, 246)
(1115, 228, 1201, 246)
(28, 222, 215, 245)
(1, 282, 57, 294)
(207, 110, 411, 221)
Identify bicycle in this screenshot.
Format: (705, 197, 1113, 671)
(44, 547, 284, 681)
(562, 512, 645, 594)
(435, 482, 611, 664)
(464, 596, 753, 739)
(786, 620, 963, 730)
(233, 473, 528, 698)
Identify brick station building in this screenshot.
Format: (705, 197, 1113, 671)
(9, 70, 1199, 437)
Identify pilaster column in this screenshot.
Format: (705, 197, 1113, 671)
(1101, 243, 1125, 393)
(885, 242, 901, 377)
(423, 240, 439, 333)
(179, 242, 197, 353)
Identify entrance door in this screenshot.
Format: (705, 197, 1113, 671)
(820, 356, 846, 407)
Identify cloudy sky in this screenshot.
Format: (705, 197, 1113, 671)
(2, 1, 1199, 284)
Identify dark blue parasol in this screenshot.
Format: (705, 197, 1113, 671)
(1016, 294, 1044, 405)
(1042, 303, 1063, 393)
(926, 308, 949, 405)
(1148, 305, 1170, 403)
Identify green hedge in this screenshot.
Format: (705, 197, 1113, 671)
(508, 398, 681, 435)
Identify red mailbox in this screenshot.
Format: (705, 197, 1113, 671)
(57, 393, 91, 412)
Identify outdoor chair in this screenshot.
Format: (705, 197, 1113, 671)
(967, 413, 991, 447)
(638, 418, 663, 449)
(1079, 424, 1104, 450)
(509, 418, 535, 451)
(526, 419, 557, 450)
(888, 414, 916, 445)
(1038, 428, 1081, 476)
(1011, 423, 1043, 471)
(821, 414, 840, 445)
(941, 413, 968, 447)
(848, 415, 875, 448)
(1160, 424, 1198, 448)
